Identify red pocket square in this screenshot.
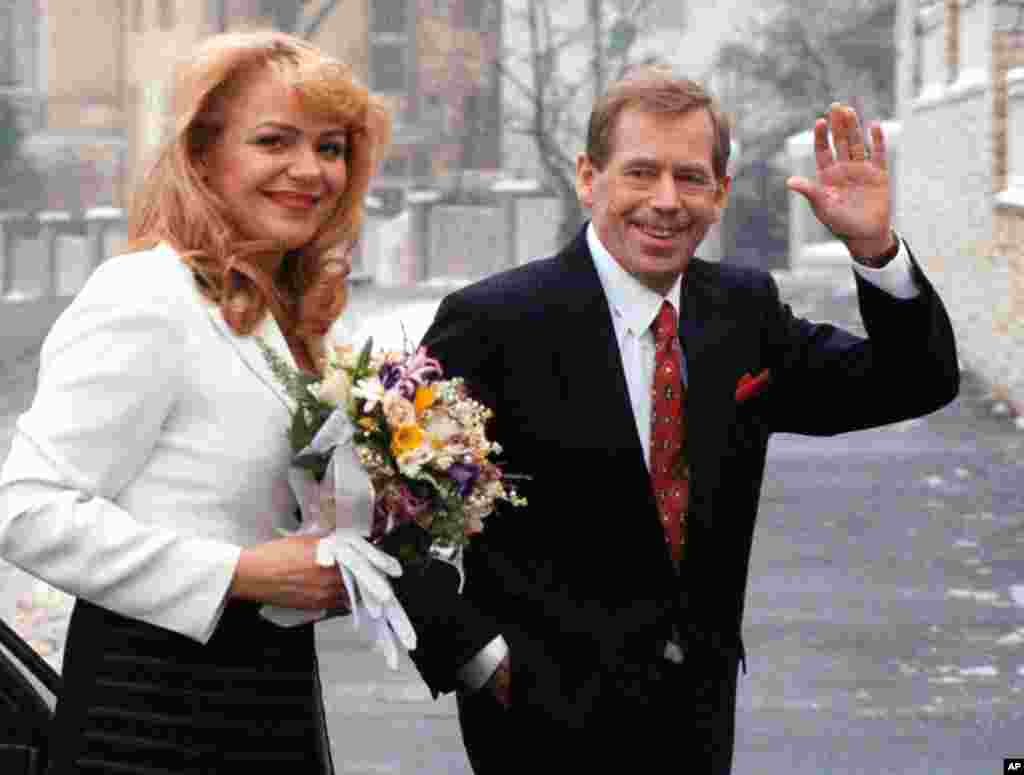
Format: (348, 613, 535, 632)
(735, 369, 771, 403)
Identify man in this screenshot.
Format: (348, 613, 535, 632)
(385, 69, 958, 773)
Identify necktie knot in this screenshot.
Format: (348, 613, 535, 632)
(653, 301, 678, 345)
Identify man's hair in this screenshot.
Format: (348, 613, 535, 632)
(585, 66, 731, 179)
(127, 30, 391, 340)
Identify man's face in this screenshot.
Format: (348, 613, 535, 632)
(576, 107, 730, 295)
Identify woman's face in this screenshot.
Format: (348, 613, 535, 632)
(203, 71, 349, 250)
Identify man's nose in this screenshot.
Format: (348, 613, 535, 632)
(650, 173, 681, 211)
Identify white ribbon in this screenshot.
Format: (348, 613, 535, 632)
(260, 407, 418, 670)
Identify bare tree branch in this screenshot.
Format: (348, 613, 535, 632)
(298, 0, 341, 39)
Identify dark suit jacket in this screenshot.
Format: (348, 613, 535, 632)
(386, 226, 958, 771)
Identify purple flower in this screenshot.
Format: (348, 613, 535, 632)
(396, 378, 418, 401)
(370, 483, 432, 541)
(404, 348, 443, 385)
(448, 462, 480, 498)
(379, 362, 402, 390)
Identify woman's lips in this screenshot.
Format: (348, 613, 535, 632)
(264, 191, 319, 210)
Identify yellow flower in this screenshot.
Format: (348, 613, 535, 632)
(358, 417, 379, 432)
(414, 385, 436, 415)
(392, 423, 425, 456)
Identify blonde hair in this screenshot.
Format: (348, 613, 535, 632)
(127, 30, 391, 349)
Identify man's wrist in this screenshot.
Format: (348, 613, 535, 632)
(457, 634, 508, 691)
(487, 655, 511, 690)
(848, 229, 900, 268)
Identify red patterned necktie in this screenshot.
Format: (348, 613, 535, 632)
(650, 300, 688, 565)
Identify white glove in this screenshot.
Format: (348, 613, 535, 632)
(316, 528, 418, 670)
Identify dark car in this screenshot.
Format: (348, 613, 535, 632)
(0, 616, 59, 774)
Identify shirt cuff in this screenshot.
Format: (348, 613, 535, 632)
(850, 237, 920, 300)
(457, 634, 509, 691)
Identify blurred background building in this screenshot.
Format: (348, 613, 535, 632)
(2, 0, 1023, 408)
(895, 0, 1024, 413)
(0, 0, 503, 214)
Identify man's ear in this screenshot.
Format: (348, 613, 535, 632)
(710, 174, 731, 221)
(575, 153, 595, 210)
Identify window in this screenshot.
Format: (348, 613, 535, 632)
(0, 0, 37, 90)
(369, 0, 409, 95)
(422, 94, 443, 128)
(370, 42, 407, 93)
(463, 0, 484, 29)
(371, 0, 408, 35)
(158, 0, 175, 29)
(0, 4, 14, 85)
(915, 0, 946, 94)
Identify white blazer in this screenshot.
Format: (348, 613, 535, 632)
(0, 243, 352, 643)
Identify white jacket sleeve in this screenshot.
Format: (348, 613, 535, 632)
(0, 263, 241, 643)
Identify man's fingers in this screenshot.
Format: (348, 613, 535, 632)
(786, 175, 821, 204)
(845, 106, 868, 162)
(870, 123, 888, 171)
(829, 104, 850, 163)
(813, 118, 833, 172)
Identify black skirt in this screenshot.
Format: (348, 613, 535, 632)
(47, 598, 335, 775)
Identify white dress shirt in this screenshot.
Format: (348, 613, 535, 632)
(459, 224, 920, 689)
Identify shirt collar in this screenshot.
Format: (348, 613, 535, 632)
(587, 222, 683, 336)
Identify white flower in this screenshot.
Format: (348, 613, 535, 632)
(327, 344, 358, 371)
(351, 376, 386, 411)
(397, 444, 434, 472)
(424, 411, 462, 449)
(383, 392, 417, 428)
(310, 369, 352, 408)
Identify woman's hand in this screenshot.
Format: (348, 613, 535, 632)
(229, 534, 350, 610)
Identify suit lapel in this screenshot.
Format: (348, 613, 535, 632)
(679, 258, 742, 536)
(556, 233, 657, 513)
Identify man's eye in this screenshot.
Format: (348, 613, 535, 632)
(626, 168, 654, 178)
(680, 173, 711, 186)
(253, 135, 284, 149)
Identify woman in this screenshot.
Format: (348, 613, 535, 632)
(0, 31, 393, 774)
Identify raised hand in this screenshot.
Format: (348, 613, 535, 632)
(786, 102, 895, 259)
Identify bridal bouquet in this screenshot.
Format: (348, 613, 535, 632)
(257, 336, 525, 665)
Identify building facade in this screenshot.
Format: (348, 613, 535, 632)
(3, 0, 503, 212)
(896, 0, 1024, 408)
(2, 0, 126, 210)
